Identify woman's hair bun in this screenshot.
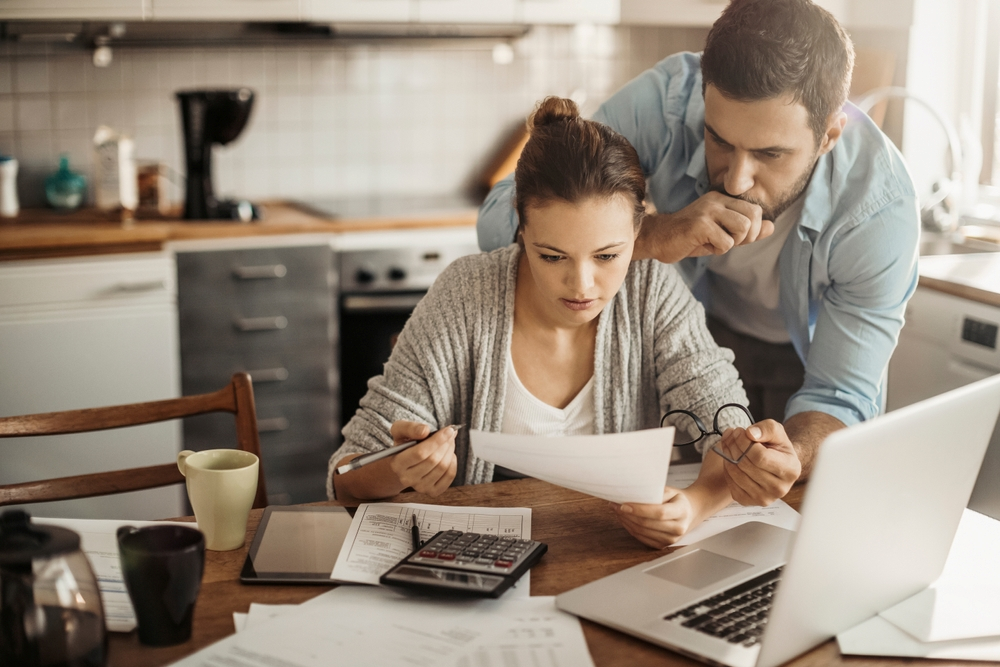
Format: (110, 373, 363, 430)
(527, 96, 580, 132)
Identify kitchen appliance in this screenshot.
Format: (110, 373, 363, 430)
(0, 510, 106, 666)
(338, 237, 479, 427)
(176, 88, 258, 221)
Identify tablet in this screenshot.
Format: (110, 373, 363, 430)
(240, 506, 354, 584)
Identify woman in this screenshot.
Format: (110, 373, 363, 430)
(329, 97, 797, 548)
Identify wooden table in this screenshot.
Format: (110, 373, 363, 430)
(107, 478, 919, 667)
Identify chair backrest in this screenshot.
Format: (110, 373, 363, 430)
(0, 373, 267, 511)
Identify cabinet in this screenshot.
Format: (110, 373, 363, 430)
(0, 252, 183, 520)
(521, 0, 618, 25)
(150, 0, 300, 20)
(175, 242, 337, 506)
(305, 0, 412, 22)
(0, 0, 148, 20)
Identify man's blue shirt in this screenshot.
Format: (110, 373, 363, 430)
(477, 52, 920, 426)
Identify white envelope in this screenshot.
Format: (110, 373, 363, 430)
(469, 427, 674, 504)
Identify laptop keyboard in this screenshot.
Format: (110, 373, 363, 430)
(663, 567, 783, 648)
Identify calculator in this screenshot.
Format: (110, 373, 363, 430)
(380, 530, 547, 598)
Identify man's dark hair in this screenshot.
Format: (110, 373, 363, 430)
(701, 0, 855, 141)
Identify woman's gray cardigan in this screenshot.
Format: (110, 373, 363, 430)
(327, 244, 747, 499)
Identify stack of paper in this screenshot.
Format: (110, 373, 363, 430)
(837, 508, 1000, 660)
(179, 586, 595, 667)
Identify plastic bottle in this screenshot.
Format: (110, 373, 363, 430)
(0, 156, 18, 218)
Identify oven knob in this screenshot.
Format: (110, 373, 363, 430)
(355, 268, 376, 285)
(388, 267, 407, 281)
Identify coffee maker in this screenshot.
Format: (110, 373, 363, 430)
(176, 88, 259, 221)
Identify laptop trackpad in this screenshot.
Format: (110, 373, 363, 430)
(646, 549, 754, 589)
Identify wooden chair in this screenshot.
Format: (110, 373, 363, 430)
(0, 373, 267, 510)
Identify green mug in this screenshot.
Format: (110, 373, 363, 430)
(177, 449, 258, 551)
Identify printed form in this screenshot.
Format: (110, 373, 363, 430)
(331, 502, 531, 585)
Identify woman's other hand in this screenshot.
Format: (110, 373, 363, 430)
(388, 421, 458, 497)
(610, 487, 697, 549)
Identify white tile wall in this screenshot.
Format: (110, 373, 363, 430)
(0, 26, 707, 209)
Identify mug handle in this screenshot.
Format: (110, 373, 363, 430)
(177, 450, 196, 477)
(116, 525, 138, 543)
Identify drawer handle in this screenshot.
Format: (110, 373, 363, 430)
(257, 417, 290, 433)
(114, 279, 167, 293)
(248, 367, 289, 383)
(235, 316, 288, 332)
(233, 264, 287, 280)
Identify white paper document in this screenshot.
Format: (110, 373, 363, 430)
(470, 427, 674, 504)
(233, 603, 299, 633)
(838, 508, 1000, 659)
(330, 502, 531, 591)
(664, 463, 801, 546)
(173, 587, 594, 667)
(36, 518, 197, 633)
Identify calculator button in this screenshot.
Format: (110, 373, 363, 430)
(494, 560, 514, 568)
(475, 557, 494, 565)
(437, 552, 456, 560)
(456, 555, 476, 562)
(419, 550, 438, 558)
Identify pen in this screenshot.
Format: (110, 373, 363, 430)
(410, 513, 421, 551)
(334, 425, 464, 475)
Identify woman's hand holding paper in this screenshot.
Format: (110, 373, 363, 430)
(610, 487, 698, 549)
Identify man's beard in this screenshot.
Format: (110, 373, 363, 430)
(708, 155, 818, 221)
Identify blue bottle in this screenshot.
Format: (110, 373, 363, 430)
(45, 155, 87, 210)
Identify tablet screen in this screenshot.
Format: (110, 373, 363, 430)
(241, 506, 354, 583)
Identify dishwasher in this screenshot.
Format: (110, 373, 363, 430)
(0, 252, 184, 519)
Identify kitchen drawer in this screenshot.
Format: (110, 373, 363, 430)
(176, 245, 334, 307)
(183, 393, 337, 457)
(0, 252, 175, 310)
(181, 346, 335, 396)
(178, 294, 334, 349)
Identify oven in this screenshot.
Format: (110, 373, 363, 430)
(338, 239, 480, 430)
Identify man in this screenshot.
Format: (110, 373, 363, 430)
(477, 0, 919, 509)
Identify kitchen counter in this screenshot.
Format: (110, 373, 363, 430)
(918, 252, 1000, 308)
(0, 200, 478, 260)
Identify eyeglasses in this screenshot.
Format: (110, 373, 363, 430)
(659, 403, 755, 464)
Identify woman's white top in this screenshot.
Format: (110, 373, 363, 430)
(501, 349, 596, 436)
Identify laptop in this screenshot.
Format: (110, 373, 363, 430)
(556, 373, 1000, 667)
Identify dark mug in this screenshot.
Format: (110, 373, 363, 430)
(117, 525, 205, 646)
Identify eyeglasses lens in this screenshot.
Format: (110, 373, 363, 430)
(710, 405, 755, 463)
(664, 412, 702, 446)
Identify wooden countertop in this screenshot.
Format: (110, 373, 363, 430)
(918, 253, 1000, 308)
(0, 201, 478, 260)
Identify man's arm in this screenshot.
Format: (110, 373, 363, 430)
(783, 410, 845, 479)
(719, 195, 919, 505)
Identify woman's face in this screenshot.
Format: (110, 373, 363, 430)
(519, 195, 637, 326)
